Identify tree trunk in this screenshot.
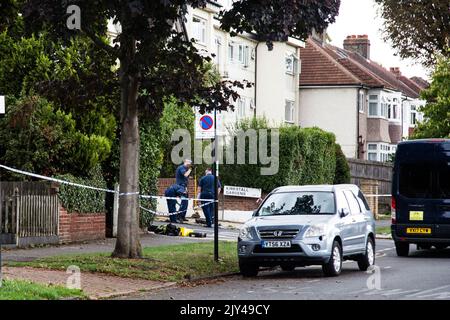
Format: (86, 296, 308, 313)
(112, 56, 143, 258)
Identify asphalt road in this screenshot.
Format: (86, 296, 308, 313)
(123, 239, 450, 300)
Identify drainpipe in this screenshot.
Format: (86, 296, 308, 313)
(253, 42, 260, 118)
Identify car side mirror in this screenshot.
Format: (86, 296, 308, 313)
(252, 210, 258, 217)
(340, 208, 350, 218)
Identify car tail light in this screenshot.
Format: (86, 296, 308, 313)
(391, 197, 396, 224)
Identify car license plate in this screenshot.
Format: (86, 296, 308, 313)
(406, 228, 431, 234)
(261, 241, 291, 248)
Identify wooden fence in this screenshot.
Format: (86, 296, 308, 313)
(0, 182, 59, 245)
(348, 159, 393, 214)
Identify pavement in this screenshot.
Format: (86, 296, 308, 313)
(120, 239, 450, 300)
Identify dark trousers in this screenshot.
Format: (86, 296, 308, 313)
(178, 196, 188, 219)
(166, 199, 178, 223)
(200, 192, 214, 227)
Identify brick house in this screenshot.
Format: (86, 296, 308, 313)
(299, 35, 427, 162)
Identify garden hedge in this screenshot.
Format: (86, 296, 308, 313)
(220, 119, 339, 193)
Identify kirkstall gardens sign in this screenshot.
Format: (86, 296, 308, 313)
(224, 186, 262, 198)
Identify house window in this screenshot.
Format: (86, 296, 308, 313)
(286, 54, 298, 75)
(236, 98, 246, 120)
(285, 100, 295, 123)
(358, 91, 365, 113)
(410, 105, 417, 125)
(367, 143, 395, 162)
(228, 43, 234, 62)
(214, 37, 222, 66)
(369, 103, 378, 116)
(192, 16, 207, 44)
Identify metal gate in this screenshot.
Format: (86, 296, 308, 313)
(0, 182, 59, 245)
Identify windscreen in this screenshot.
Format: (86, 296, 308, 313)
(258, 192, 336, 216)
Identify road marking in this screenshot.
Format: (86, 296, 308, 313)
(406, 285, 450, 298)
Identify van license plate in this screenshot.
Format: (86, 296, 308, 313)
(262, 241, 291, 248)
(406, 228, 431, 234)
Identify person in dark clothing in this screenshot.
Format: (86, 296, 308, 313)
(198, 168, 222, 227)
(164, 184, 188, 223)
(175, 159, 192, 221)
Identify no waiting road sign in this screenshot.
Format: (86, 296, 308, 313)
(195, 112, 215, 140)
(200, 115, 213, 130)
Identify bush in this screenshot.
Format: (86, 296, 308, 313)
(333, 143, 351, 184)
(220, 119, 337, 193)
(0, 95, 111, 179)
(55, 165, 107, 213)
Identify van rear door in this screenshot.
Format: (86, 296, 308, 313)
(396, 143, 436, 226)
(433, 143, 450, 236)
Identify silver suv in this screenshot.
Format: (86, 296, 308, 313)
(238, 185, 376, 277)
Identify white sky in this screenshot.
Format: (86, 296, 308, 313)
(327, 0, 430, 80)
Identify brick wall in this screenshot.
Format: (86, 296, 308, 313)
(59, 206, 106, 244)
(158, 178, 265, 212)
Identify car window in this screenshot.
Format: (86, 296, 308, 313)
(343, 190, 362, 214)
(335, 191, 350, 213)
(258, 191, 336, 216)
(357, 191, 370, 211)
(399, 163, 433, 198)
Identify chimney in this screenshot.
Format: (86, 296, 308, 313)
(390, 67, 402, 77)
(343, 34, 370, 59)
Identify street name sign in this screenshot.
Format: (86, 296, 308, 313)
(224, 186, 262, 198)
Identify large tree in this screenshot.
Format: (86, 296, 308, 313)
(412, 54, 450, 139)
(376, 0, 450, 67)
(19, 0, 340, 258)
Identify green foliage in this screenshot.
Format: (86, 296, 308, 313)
(55, 164, 107, 213)
(159, 98, 195, 178)
(412, 54, 450, 139)
(221, 119, 337, 193)
(333, 143, 351, 184)
(139, 118, 164, 226)
(0, 96, 111, 178)
(376, 0, 450, 67)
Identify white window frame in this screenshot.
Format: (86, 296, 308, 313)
(358, 91, 365, 113)
(285, 100, 295, 123)
(410, 105, 417, 126)
(192, 16, 207, 44)
(236, 97, 246, 120)
(228, 42, 234, 62)
(214, 36, 222, 67)
(367, 142, 395, 162)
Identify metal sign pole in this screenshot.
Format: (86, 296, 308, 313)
(213, 107, 219, 262)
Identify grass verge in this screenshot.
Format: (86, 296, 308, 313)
(0, 279, 85, 300)
(8, 242, 239, 283)
(376, 226, 391, 235)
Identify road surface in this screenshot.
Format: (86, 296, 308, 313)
(123, 239, 450, 300)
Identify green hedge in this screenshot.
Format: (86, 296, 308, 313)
(55, 165, 106, 213)
(220, 119, 338, 193)
(334, 143, 351, 184)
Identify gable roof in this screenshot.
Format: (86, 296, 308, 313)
(299, 38, 361, 86)
(300, 37, 427, 99)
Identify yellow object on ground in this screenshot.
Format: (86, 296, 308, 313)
(179, 227, 194, 237)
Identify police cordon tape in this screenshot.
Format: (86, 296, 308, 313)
(140, 200, 215, 217)
(0, 164, 217, 203)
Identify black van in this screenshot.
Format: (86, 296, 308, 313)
(391, 139, 450, 256)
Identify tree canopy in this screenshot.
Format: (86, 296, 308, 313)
(376, 0, 450, 67)
(412, 54, 450, 139)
